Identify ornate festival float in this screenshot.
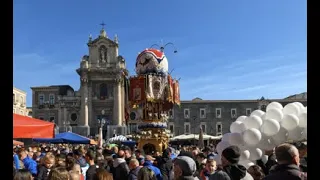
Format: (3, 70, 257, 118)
(129, 43, 179, 154)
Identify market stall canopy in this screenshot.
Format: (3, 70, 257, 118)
(13, 140, 24, 146)
(170, 134, 222, 141)
(33, 132, 94, 144)
(13, 113, 55, 138)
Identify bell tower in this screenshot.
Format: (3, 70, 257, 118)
(75, 23, 127, 137)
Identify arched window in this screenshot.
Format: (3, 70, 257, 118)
(100, 83, 108, 99)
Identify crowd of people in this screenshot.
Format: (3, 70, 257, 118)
(13, 141, 307, 180)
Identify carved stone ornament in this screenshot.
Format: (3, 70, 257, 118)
(81, 78, 88, 83)
(99, 46, 107, 63)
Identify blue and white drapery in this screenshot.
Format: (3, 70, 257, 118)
(107, 135, 127, 143)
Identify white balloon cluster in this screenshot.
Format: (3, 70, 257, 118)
(216, 102, 307, 169)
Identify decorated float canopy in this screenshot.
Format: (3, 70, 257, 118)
(136, 48, 169, 75)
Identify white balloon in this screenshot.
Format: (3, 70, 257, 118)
(261, 119, 280, 136)
(249, 148, 263, 161)
(294, 102, 305, 112)
(281, 114, 299, 131)
(261, 114, 267, 121)
(302, 128, 307, 140)
(298, 112, 307, 128)
(257, 135, 276, 151)
(251, 110, 265, 117)
(222, 133, 231, 142)
(243, 115, 263, 129)
(266, 102, 283, 111)
(213, 154, 221, 165)
(239, 160, 255, 169)
(305, 106, 307, 112)
(243, 128, 262, 146)
(266, 108, 283, 122)
(216, 141, 231, 155)
(261, 155, 269, 165)
(283, 103, 300, 116)
(240, 150, 250, 161)
(288, 127, 304, 141)
(229, 133, 245, 146)
(272, 127, 288, 145)
(236, 116, 247, 122)
(230, 121, 247, 133)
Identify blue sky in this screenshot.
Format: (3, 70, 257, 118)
(13, 0, 306, 107)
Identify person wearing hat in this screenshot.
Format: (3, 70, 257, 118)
(209, 146, 253, 180)
(144, 155, 163, 180)
(173, 156, 199, 180)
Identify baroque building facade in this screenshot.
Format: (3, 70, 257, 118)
(159, 94, 307, 137)
(13, 86, 31, 116)
(31, 27, 127, 137)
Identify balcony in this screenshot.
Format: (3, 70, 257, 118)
(20, 103, 26, 108)
(38, 104, 44, 109)
(13, 101, 18, 105)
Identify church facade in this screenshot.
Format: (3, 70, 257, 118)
(31, 27, 128, 137)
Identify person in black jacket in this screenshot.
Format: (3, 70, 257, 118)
(85, 150, 97, 180)
(256, 148, 277, 175)
(128, 158, 142, 180)
(111, 150, 130, 180)
(37, 154, 55, 180)
(263, 143, 305, 180)
(157, 148, 173, 180)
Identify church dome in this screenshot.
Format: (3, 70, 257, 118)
(135, 48, 169, 75)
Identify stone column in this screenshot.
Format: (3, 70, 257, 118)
(77, 74, 90, 136)
(113, 80, 122, 126)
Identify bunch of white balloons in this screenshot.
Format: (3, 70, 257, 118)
(215, 102, 307, 169)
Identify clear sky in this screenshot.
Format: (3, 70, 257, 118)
(13, 0, 306, 107)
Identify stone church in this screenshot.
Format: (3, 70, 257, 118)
(31, 27, 127, 137)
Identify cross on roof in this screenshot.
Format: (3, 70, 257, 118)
(100, 22, 106, 29)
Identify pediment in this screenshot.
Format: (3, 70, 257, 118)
(89, 36, 118, 47)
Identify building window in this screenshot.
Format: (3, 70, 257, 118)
(70, 113, 78, 122)
(49, 94, 55, 104)
(39, 116, 44, 120)
(216, 122, 222, 136)
(20, 110, 23, 115)
(200, 108, 206, 118)
(216, 108, 222, 118)
(246, 108, 252, 116)
(13, 93, 16, 103)
(200, 122, 207, 134)
(100, 83, 108, 100)
(39, 94, 44, 105)
(168, 109, 174, 119)
(231, 108, 237, 118)
(184, 122, 191, 134)
(168, 122, 174, 135)
(184, 109, 190, 119)
(20, 96, 24, 104)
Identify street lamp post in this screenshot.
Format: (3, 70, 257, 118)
(98, 110, 106, 147)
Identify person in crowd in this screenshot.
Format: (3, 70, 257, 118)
(209, 146, 253, 180)
(247, 165, 265, 180)
(138, 156, 145, 166)
(138, 166, 157, 180)
(135, 149, 144, 159)
(124, 146, 134, 165)
(85, 150, 97, 180)
(200, 157, 217, 180)
(295, 142, 307, 172)
(69, 171, 80, 180)
(93, 168, 114, 180)
(56, 154, 67, 167)
(112, 149, 130, 179)
(263, 143, 306, 180)
(37, 154, 56, 180)
(18, 149, 38, 177)
(128, 158, 142, 180)
(173, 156, 199, 180)
(157, 148, 173, 180)
(196, 153, 207, 172)
(256, 148, 277, 175)
(143, 155, 163, 180)
(14, 169, 33, 180)
(48, 167, 70, 180)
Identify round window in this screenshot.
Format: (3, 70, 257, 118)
(71, 113, 78, 121)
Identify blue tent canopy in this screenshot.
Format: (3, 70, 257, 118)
(33, 132, 91, 144)
(121, 141, 137, 147)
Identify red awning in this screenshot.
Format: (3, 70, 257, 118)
(13, 113, 55, 138)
